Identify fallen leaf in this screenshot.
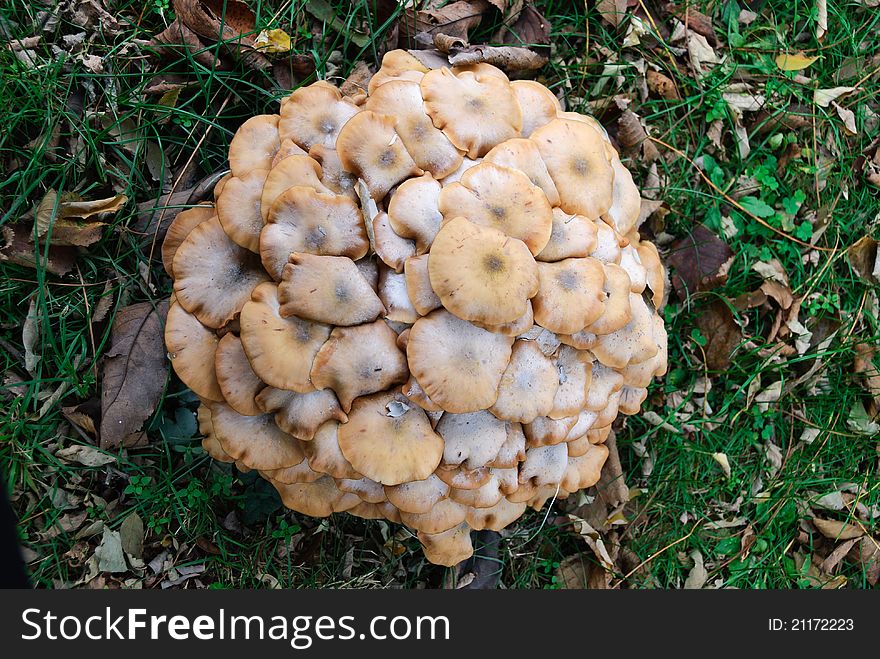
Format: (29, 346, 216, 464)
(597, 0, 628, 27)
(568, 514, 615, 571)
(816, 0, 827, 40)
(813, 518, 864, 540)
(447, 44, 546, 71)
(752, 259, 790, 286)
(775, 52, 820, 71)
(814, 86, 855, 107)
(496, 5, 550, 52)
(848, 536, 880, 585)
(694, 299, 742, 369)
(555, 554, 591, 589)
(340, 61, 373, 98)
(760, 280, 793, 310)
(151, 19, 218, 68)
(254, 28, 291, 54)
(847, 235, 879, 283)
(853, 342, 880, 415)
(684, 550, 708, 588)
(667, 224, 734, 298)
(617, 110, 660, 161)
(711, 452, 731, 478)
(833, 102, 858, 135)
(755, 380, 782, 413)
(120, 512, 145, 559)
(821, 538, 860, 574)
(399, 0, 490, 46)
(686, 30, 722, 79)
(23, 294, 41, 374)
(666, 4, 717, 46)
(646, 69, 679, 100)
(100, 301, 169, 448)
(95, 527, 128, 573)
(55, 445, 116, 467)
(846, 400, 880, 435)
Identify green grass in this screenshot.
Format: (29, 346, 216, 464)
(1, 0, 878, 589)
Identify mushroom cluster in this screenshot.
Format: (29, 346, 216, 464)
(163, 50, 667, 567)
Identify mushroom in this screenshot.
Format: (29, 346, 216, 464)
(385, 474, 450, 514)
(535, 208, 598, 262)
(483, 138, 560, 205)
(403, 254, 442, 316)
(418, 523, 474, 566)
(164, 301, 223, 402)
(510, 79, 561, 137)
(308, 144, 358, 199)
(162, 204, 215, 278)
(372, 211, 416, 273)
(209, 402, 304, 470)
(466, 498, 527, 532)
(489, 340, 559, 423)
(368, 49, 429, 94)
(214, 334, 265, 415)
(531, 257, 606, 334)
(260, 155, 332, 223)
(255, 387, 348, 441)
(228, 114, 280, 177)
(379, 267, 420, 324)
(436, 410, 510, 470)
(278, 81, 360, 150)
(428, 217, 539, 325)
(272, 475, 361, 517)
(386, 173, 444, 254)
(216, 168, 270, 253)
(304, 420, 361, 480)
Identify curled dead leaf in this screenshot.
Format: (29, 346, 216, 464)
(646, 69, 680, 100)
(812, 517, 865, 541)
(447, 45, 547, 71)
(693, 299, 742, 370)
(847, 235, 879, 283)
(667, 224, 734, 298)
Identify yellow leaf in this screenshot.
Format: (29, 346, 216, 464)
(254, 28, 291, 54)
(775, 52, 819, 71)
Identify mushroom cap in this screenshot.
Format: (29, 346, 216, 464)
(404, 254, 442, 316)
(278, 81, 360, 151)
(510, 80, 561, 137)
(418, 523, 474, 566)
(436, 410, 510, 470)
(272, 475, 361, 517)
(260, 186, 368, 280)
(531, 257, 607, 334)
(560, 443, 609, 492)
(368, 49, 429, 94)
(421, 66, 522, 158)
(583, 263, 633, 335)
(165, 301, 223, 402)
(336, 110, 422, 200)
(260, 154, 331, 223)
(435, 464, 492, 490)
(536, 208, 598, 262)
(466, 498, 527, 532)
(379, 267, 420, 324)
(216, 168, 270, 253)
(471, 300, 534, 337)
(399, 497, 467, 534)
(428, 217, 539, 325)
(520, 443, 569, 487)
(438, 162, 553, 255)
(407, 309, 514, 413)
(603, 154, 642, 235)
(372, 211, 416, 273)
(484, 138, 560, 206)
(309, 319, 409, 412)
(386, 173, 444, 254)
(256, 386, 347, 441)
(228, 114, 280, 177)
(489, 339, 559, 423)
(239, 282, 331, 392)
(209, 402, 304, 470)
(162, 204, 215, 278)
(337, 392, 444, 486)
(384, 473, 450, 514)
(549, 345, 593, 419)
(262, 459, 323, 485)
(530, 117, 614, 219)
(304, 420, 361, 480)
(172, 217, 269, 329)
(524, 414, 579, 447)
(308, 144, 358, 199)
(278, 253, 386, 326)
(214, 333, 265, 415)
(487, 423, 527, 468)
(591, 293, 659, 368)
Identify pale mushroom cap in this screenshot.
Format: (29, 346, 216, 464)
(304, 420, 361, 480)
(590, 219, 625, 263)
(407, 309, 514, 413)
(228, 114, 280, 177)
(215, 333, 265, 415)
(550, 346, 594, 419)
(271, 138, 308, 168)
(261, 185, 368, 280)
(336, 110, 422, 200)
(435, 464, 491, 490)
(308, 144, 358, 199)
(262, 459, 323, 485)
(310, 319, 409, 412)
(337, 476, 386, 504)
(239, 282, 331, 392)
(510, 79, 562, 137)
(487, 422, 527, 468)
(172, 217, 269, 329)
(530, 117, 614, 219)
(385, 473, 450, 514)
(619, 244, 648, 293)
(216, 169, 269, 253)
(484, 138, 560, 206)
(387, 173, 444, 254)
(489, 340, 559, 423)
(162, 204, 215, 278)
(524, 414, 579, 447)
(368, 49, 429, 95)
(532, 257, 607, 334)
(560, 443, 609, 492)
(603, 154, 642, 235)
(272, 475, 361, 518)
(379, 267, 419, 324)
(417, 523, 474, 566)
(372, 211, 416, 272)
(428, 217, 539, 325)
(536, 208, 598, 262)
(278, 253, 385, 326)
(404, 254, 442, 316)
(436, 410, 510, 470)
(210, 401, 304, 470)
(471, 300, 534, 337)
(585, 362, 625, 411)
(165, 302, 223, 402)
(421, 66, 522, 158)
(260, 154, 331, 223)
(337, 392, 444, 486)
(583, 263, 633, 335)
(466, 498, 527, 532)
(400, 375, 443, 412)
(591, 293, 658, 368)
(279, 81, 360, 151)
(520, 443, 569, 487)
(365, 79, 463, 179)
(256, 386, 348, 441)
(399, 497, 467, 534)
(438, 162, 553, 255)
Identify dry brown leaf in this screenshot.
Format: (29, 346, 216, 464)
(694, 299, 742, 370)
(55, 444, 116, 467)
(151, 19, 218, 68)
(1, 224, 78, 276)
(847, 235, 879, 283)
(496, 4, 550, 50)
(100, 300, 169, 448)
(617, 110, 660, 161)
(848, 536, 880, 585)
(812, 518, 865, 540)
(760, 280, 794, 310)
(683, 550, 708, 588)
(667, 224, 734, 298)
(555, 554, 592, 589)
(447, 44, 546, 71)
(400, 0, 490, 45)
(853, 342, 880, 415)
(821, 537, 860, 574)
(646, 69, 679, 100)
(340, 61, 373, 98)
(597, 0, 628, 27)
(666, 3, 717, 45)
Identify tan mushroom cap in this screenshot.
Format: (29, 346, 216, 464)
(404, 254, 442, 316)
(472, 300, 534, 337)
(308, 145, 358, 199)
(165, 302, 223, 402)
(484, 138, 560, 206)
(256, 386, 347, 441)
(466, 498, 527, 532)
(310, 319, 409, 412)
(435, 464, 491, 490)
(530, 117, 614, 219)
(519, 443, 569, 487)
(272, 475, 361, 517)
(487, 423, 527, 468)
(279, 81, 360, 151)
(399, 497, 467, 534)
(212, 172, 232, 201)
(619, 244, 648, 293)
(440, 156, 482, 186)
(564, 409, 599, 441)
(587, 424, 612, 444)
(439, 162, 553, 255)
(214, 334, 264, 415)
(421, 66, 522, 158)
(585, 362, 625, 411)
(271, 138, 308, 168)
(536, 208, 598, 262)
(372, 211, 416, 272)
(583, 263, 633, 336)
(260, 155, 331, 223)
(384, 473, 450, 514)
(566, 434, 592, 458)
(407, 309, 514, 413)
(591, 293, 658, 368)
(336, 110, 422, 201)
(603, 155, 642, 235)
(590, 219, 626, 264)
(550, 345, 593, 419)
(210, 402, 304, 470)
(449, 476, 504, 509)
(260, 186, 368, 280)
(401, 376, 443, 412)
(489, 340, 559, 423)
(621, 314, 668, 387)
(418, 523, 474, 567)
(304, 420, 361, 480)
(368, 49, 429, 94)
(172, 217, 269, 329)
(387, 174, 444, 253)
(436, 410, 510, 470)
(532, 257, 606, 334)
(239, 282, 331, 392)
(162, 204, 215, 278)
(558, 329, 596, 350)
(338, 392, 444, 486)
(510, 79, 561, 137)
(262, 459, 323, 485)
(228, 114, 280, 177)
(428, 217, 539, 325)
(338, 476, 386, 504)
(278, 253, 385, 326)
(365, 80, 464, 179)
(216, 168, 269, 253)
(379, 268, 419, 324)
(523, 414, 578, 447)
(637, 240, 666, 309)
(560, 443, 609, 492)
(618, 385, 649, 415)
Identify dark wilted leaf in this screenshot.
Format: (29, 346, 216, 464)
(447, 44, 546, 71)
(0, 224, 78, 276)
(849, 536, 880, 585)
(617, 110, 660, 161)
(151, 19, 219, 68)
(497, 5, 551, 51)
(847, 235, 879, 283)
(555, 554, 591, 589)
(100, 301, 169, 448)
(120, 512, 145, 560)
(646, 69, 679, 100)
(340, 61, 373, 98)
(667, 224, 734, 299)
(665, 3, 717, 46)
(693, 299, 741, 369)
(399, 0, 490, 47)
(597, 0, 628, 27)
